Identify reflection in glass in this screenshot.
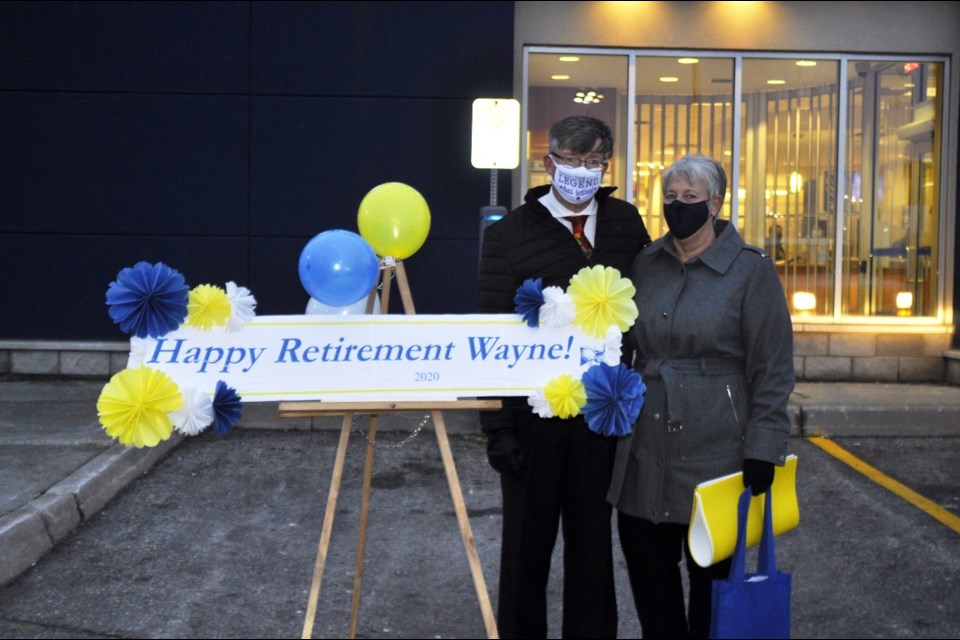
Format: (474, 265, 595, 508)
(844, 60, 941, 317)
(633, 57, 735, 238)
(524, 50, 945, 322)
(526, 53, 628, 191)
(741, 58, 840, 316)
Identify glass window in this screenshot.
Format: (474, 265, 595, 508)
(525, 52, 628, 191)
(843, 60, 943, 318)
(740, 58, 840, 316)
(634, 56, 735, 237)
(523, 49, 947, 325)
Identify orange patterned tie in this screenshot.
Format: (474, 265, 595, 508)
(564, 215, 593, 258)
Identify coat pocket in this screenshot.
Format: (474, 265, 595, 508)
(676, 373, 746, 461)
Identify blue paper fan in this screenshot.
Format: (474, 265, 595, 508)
(105, 261, 189, 338)
(582, 363, 646, 437)
(514, 277, 545, 328)
(212, 380, 243, 436)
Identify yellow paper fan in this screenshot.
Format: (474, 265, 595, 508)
(567, 265, 638, 339)
(544, 374, 587, 419)
(96, 366, 182, 448)
(185, 284, 231, 329)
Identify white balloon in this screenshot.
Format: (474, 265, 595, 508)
(305, 295, 381, 315)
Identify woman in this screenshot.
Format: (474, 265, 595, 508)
(607, 154, 794, 638)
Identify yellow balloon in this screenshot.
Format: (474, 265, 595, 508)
(357, 182, 431, 259)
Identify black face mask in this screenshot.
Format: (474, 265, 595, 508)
(664, 199, 711, 239)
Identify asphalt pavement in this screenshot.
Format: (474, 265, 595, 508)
(1, 377, 960, 638)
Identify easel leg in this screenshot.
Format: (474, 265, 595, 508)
(348, 415, 378, 638)
(298, 259, 498, 637)
(393, 261, 417, 314)
(431, 410, 500, 639)
(302, 413, 353, 640)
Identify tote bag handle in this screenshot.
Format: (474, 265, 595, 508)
(728, 488, 777, 581)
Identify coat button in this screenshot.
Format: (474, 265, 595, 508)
(662, 312, 668, 317)
(654, 413, 660, 420)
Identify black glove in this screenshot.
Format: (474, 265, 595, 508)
(742, 458, 775, 496)
(486, 430, 525, 479)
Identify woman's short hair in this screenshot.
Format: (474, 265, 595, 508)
(662, 154, 727, 202)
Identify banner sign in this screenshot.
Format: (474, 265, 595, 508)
(132, 314, 617, 402)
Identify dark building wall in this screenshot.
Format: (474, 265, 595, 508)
(0, 1, 514, 339)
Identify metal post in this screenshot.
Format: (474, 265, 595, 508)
(479, 169, 507, 265)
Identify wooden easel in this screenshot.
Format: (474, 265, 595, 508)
(279, 259, 500, 639)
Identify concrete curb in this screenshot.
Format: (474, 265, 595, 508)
(799, 404, 960, 437)
(0, 434, 183, 588)
(0, 406, 480, 589)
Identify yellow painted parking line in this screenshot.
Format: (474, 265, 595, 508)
(808, 436, 960, 534)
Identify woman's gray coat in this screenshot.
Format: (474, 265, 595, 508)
(607, 219, 794, 524)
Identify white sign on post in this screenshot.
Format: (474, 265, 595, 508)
(471, 98, 520, 170)
(132, 314, 616, 402)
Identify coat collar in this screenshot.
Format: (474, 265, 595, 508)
(643, 219, 763, 275)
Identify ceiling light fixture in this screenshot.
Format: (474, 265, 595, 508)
(659, 76, 679, 83)
(559, 56, 580, 62)
(678, 57, 699, 64)
(795, 60, 817, 67)
(573, 89, 604, 104)
(551, 74, 570, 80)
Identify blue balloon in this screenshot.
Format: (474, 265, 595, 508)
(298, 230, 380, 307)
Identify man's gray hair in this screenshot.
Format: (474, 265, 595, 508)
(549, 115, 614, 156)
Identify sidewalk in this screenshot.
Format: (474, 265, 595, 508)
(2, 377, 960, 591)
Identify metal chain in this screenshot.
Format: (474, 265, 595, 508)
(351, 412, 430, 448)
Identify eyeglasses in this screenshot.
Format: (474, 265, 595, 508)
(549, 151, 608, 171)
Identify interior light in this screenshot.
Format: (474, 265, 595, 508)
(551, 75, 570, 80)
(659, 77, 679, 83)
(572, 89, 603, 105)
(678, 58, 699, 64)
(767, 79, 786, 85)
(789, 171, 803, 194)
(793, 292, 816, 313)
(559, 56, 580, 62)
(795, 60, 817, 67)
(896, 291, 914, 316)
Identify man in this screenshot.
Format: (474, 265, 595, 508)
(477, 115, 651, 638)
